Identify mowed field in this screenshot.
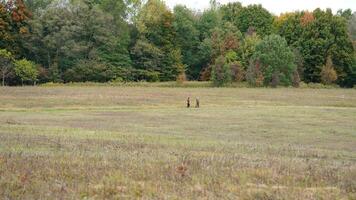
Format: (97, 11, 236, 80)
(0, 86, 356, 199)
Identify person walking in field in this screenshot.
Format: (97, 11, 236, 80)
(187, 97, 190, 108)
(195, 98, 200, 108)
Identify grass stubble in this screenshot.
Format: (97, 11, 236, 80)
(0, 86, 355, 199)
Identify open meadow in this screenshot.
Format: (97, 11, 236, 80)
(0, 85, 356, 199)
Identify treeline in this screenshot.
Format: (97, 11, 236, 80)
(1, 0, 356, 87)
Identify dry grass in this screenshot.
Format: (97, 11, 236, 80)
(0, 86, 355, 199)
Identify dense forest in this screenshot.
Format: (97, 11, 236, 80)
(1, 0, 356, 87)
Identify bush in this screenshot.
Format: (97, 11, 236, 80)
(176, 72, 187, 84)
(199, 66, 211, 81)
(0, 49, 14, 86)
(230, 61, 245, 82)
(129, 69, 160, 82)
(211, 56, 232, 86)
(321, 57, 338, 85)
(292, 70, 301, 87)
(64, 60, 115, 83)
(246, 60, 264, 87)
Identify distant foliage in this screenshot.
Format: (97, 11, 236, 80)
(230, 61, 245, 82)
(321, 57, 338, 85)
(246, 60, 264, 87)
(292, 70, 301, 88)
(221, 3, 274, 36)
(300, 12, 315, 27)
(173, 5, 200, 80)
(211, 56, 232, 86)
(277, 9, 356, 87)
(238, 33, 261, 70)
(64, 60, 115, 83)
(0, 0, 31, 55)
(251, 34, 296, 87)
(0, 48, 14, 86)
(349, 12, 356, 47)
(0, 0, 355, 87)
(14, 59, 38, 85)
(134, 0, 183, 81)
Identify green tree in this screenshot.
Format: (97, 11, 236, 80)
(277, 9, 355, 86)
(0, 48, 14, 86)
(337, 9, 352, 20)
(25, 1, 132, 82)
(197, 5, 220, 40)
(238, 33, 261, 70)
(234, 4, 274, 37)
(220, 3, 274, 37)
(275, 12, 303, 47)
(220, 2, 242, 23)
(344, 60, 356, 87)
(131, 39, 163, 72)
(251, 34, 296, 87)
(173, 5, 200, 80)
(91, 0, 133, 69)
(132, 0, 183, 81)
(349, 12, 356, 44)
(23, 0, 53, 12)
(63, 59, 115, 82)
(14, 59, 38, 85)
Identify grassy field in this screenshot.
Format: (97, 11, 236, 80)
(0, 86, 356, 199)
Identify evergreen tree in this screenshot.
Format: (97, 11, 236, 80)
(251, 34, 296, 87)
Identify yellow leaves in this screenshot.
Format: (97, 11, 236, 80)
(274, 12, 296, 28)
(321, 57, 338, 85)
(275, 11, 315, 28)
(19, 26, 28, 34)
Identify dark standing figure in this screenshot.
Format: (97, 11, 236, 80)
(187, 97, 190, 108)
(195, 98, 200, 108)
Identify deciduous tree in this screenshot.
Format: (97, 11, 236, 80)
(211, 56, 231, 86)
(251, 34, 296, 87)
(0, 48, 14, 86)
(321, 56, 338, 85)
(14, 58, 38, 85)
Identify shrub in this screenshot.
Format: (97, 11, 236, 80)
(64, 60, 115, 83)
(176, 72, 187, 84)
(129, 69, 160, 82)
(0, 49, 14, 86)
(246, 60, 264, 87)
(176, 62, 187, 84)
(230, 61, 245, 82)
(292, 70, 301, 87)
(199, 66, 211, 81)
(321, 57, 338, 85)
(211, 56, 232, 86)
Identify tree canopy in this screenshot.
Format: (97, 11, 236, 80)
(0, 0, 355, 87)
